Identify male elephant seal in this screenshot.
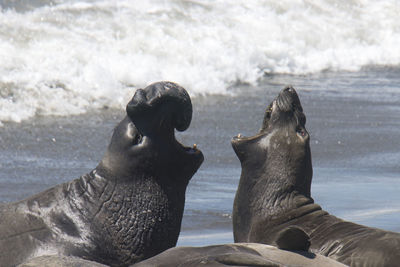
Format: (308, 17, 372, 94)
(231, 86, 400, 266)
(0, 81, 204, 267)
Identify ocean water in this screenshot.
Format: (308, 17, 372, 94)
(1, 0, 400, 247)
(1, 0, 400, 124)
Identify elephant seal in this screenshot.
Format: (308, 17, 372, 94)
(0, 82, 204, 267)
(231, 86, 400, 266)
(132, 242, 346, 267)
(19, 225, 341, 267)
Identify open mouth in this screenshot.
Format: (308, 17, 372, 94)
(232, 86, 303, 144)
(174, 132, 203, 159)
(231, 97, 275, 144)
(133, 128, 200, 156)
(184, 144, 200, 154)
(232, 132, 259, 143)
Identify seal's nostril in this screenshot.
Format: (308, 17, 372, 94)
(282, 86, 294, 95)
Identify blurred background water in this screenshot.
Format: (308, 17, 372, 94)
(1, 0, 400, 124)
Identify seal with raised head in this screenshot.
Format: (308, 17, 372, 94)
(0, 81, 204, 267)
(231, 86, 400, 266)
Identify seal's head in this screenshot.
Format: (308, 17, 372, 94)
(98, 81, 203, 183)
(231, 86, 312, 197)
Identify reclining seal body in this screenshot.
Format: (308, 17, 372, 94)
(0, 82, 203, 267)
(19, 227, 346, 267)
(231, 86, 400, 266)
(133, 242, 347, 267)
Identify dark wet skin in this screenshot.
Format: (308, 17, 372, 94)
(132, 242, 346, 267)
(0, 82, 203, 267)
(231, 86, 400, 267)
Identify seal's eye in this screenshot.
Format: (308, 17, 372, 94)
(264, 105, 273, 120)
(133, 134, 143, 144)
(296, 127, 307, 138)
(265, 105, 273, 116)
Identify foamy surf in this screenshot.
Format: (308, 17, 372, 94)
(1, 0, 400, 124)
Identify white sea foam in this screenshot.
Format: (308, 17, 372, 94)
(1, 0, 400, 123)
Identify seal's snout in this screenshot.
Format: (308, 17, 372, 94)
(276, 86, 303, 113)
(126, 81, 192, 136)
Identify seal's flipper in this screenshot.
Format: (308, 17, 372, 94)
(275, 226, 310, 251)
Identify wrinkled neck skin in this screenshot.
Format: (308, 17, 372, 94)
(251, 154, 312, 215)
(65, 168, 186, 266)
(16, 169, 188, 267)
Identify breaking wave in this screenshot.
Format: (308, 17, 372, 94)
(1, 0, 400, 123)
